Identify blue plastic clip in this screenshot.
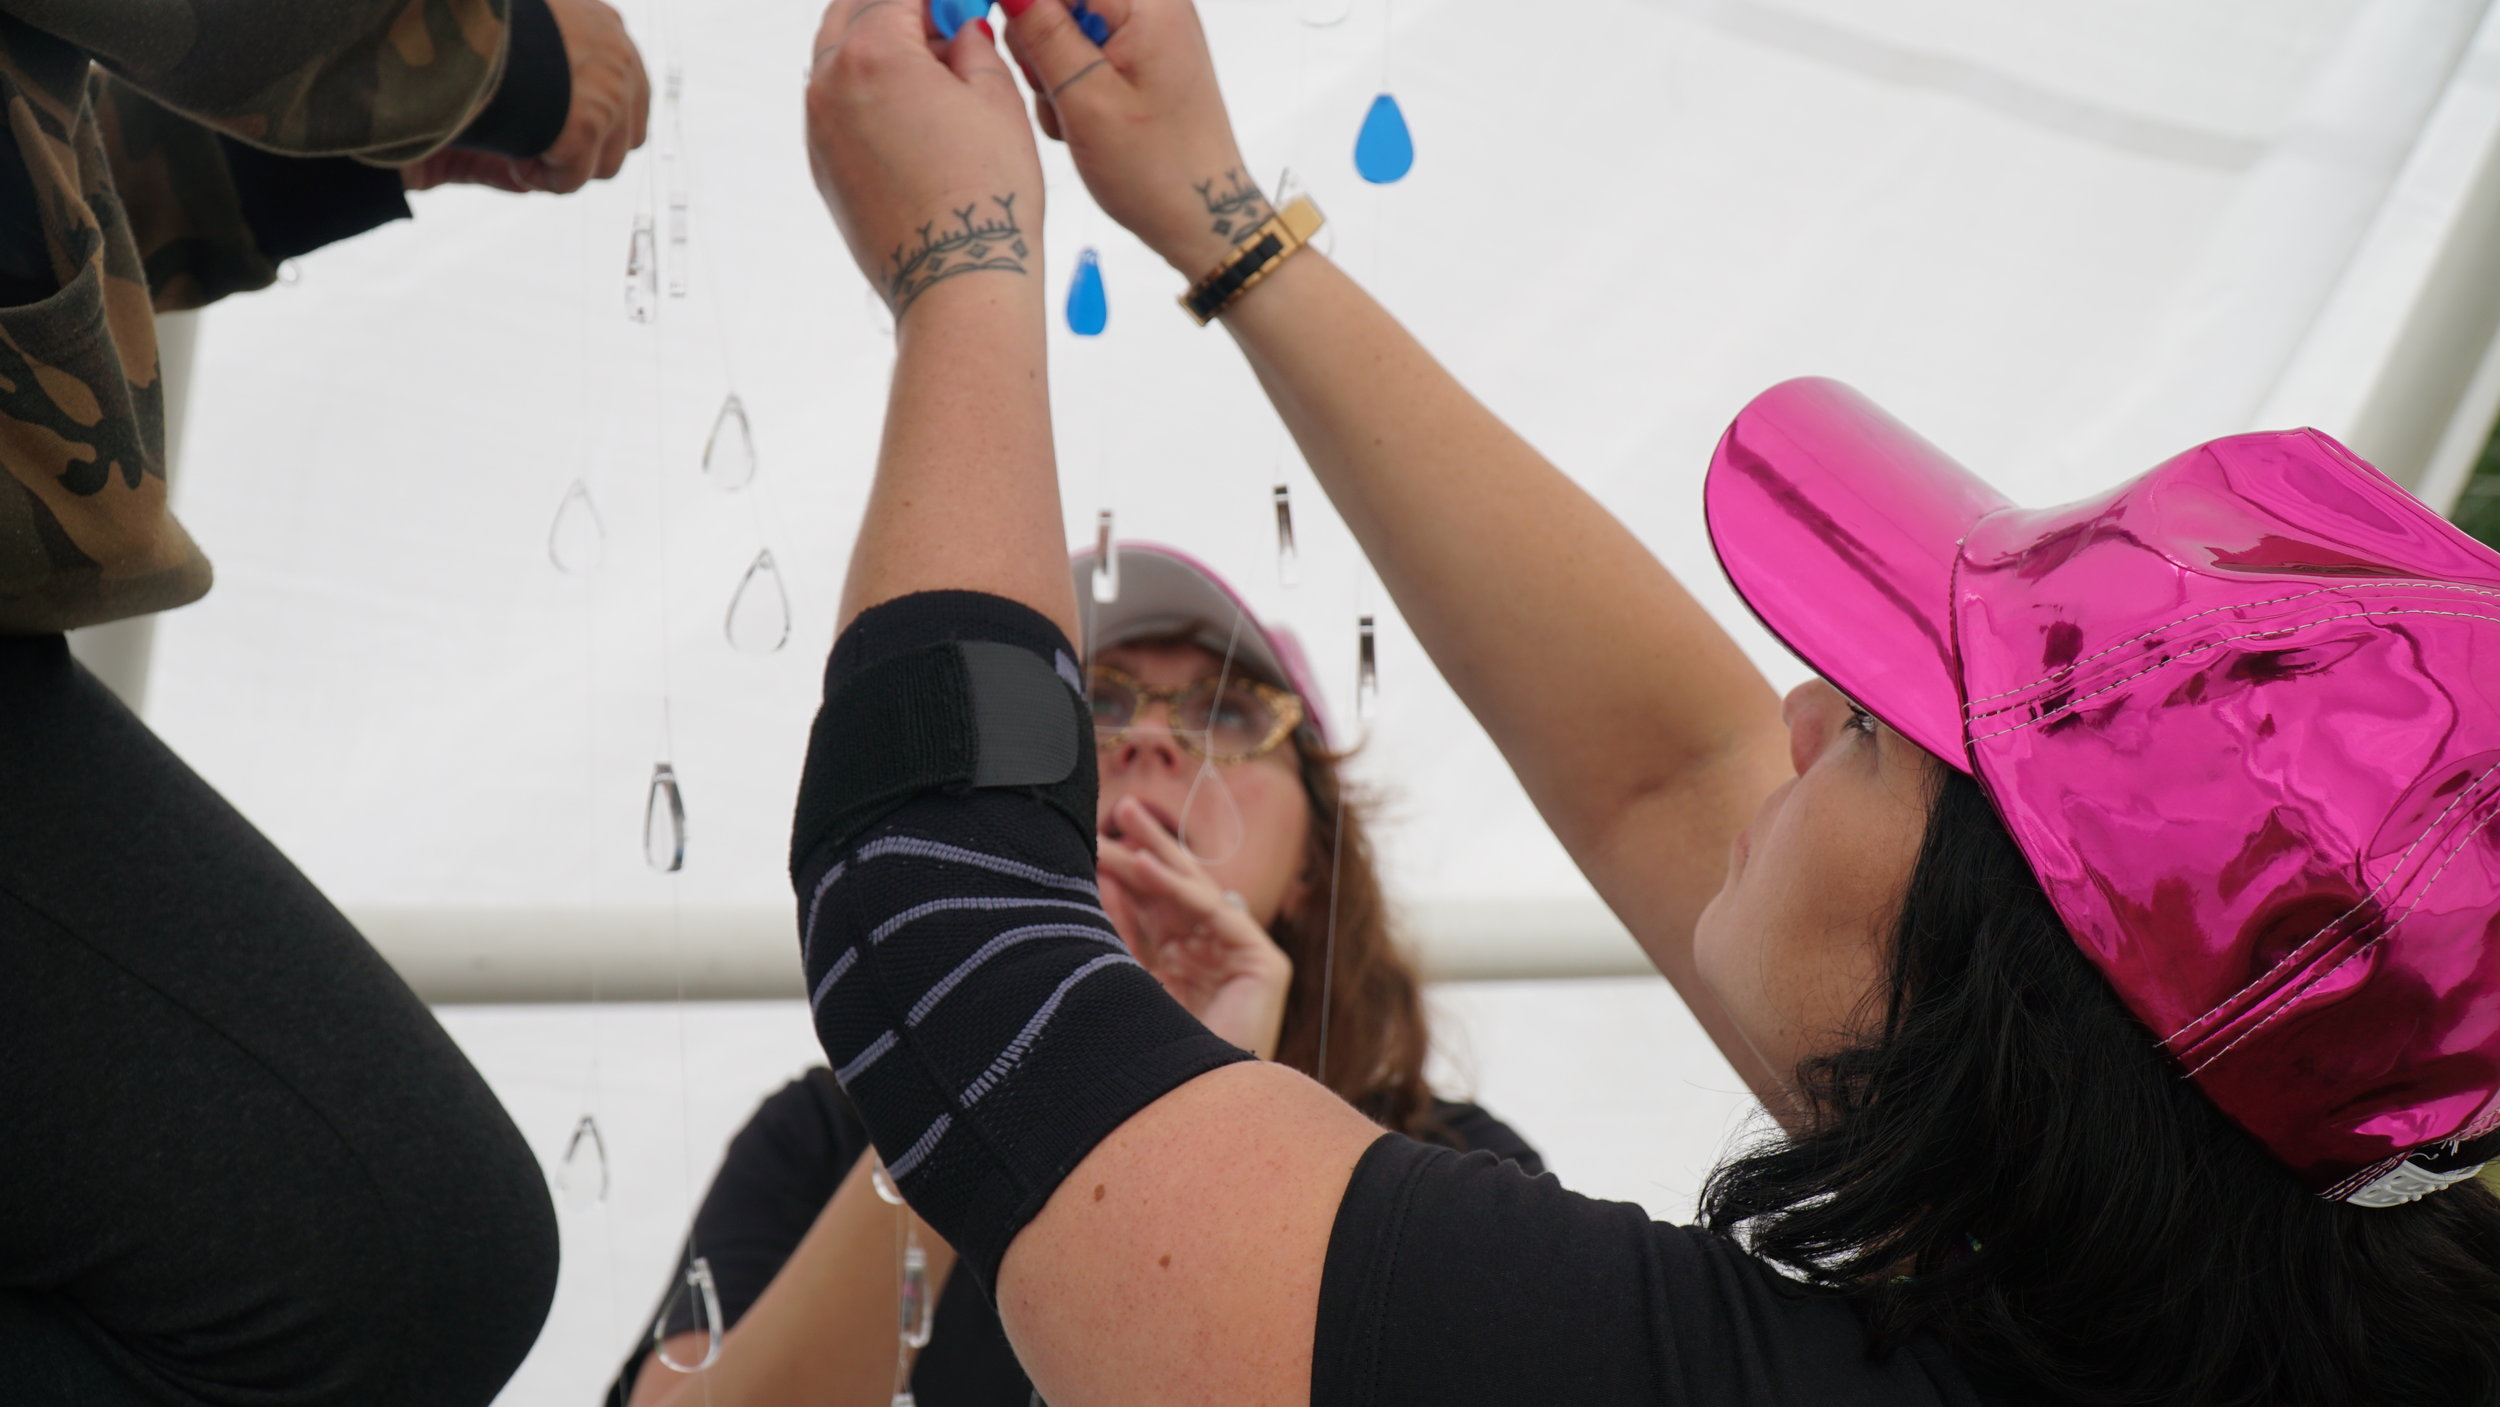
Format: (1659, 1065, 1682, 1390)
(930, 0, 989, 39)
(1069, 0, 1112, 44)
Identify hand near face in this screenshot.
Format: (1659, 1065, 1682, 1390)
(1000, 0, 1267, 276)
(805, 0, 1045, 319)
(1098, 797, 1293, 1060)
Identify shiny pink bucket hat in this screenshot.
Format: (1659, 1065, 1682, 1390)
(1705, 377, 2500, 1207)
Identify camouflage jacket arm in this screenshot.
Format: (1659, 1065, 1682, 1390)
(0, 1, 519, 632)
(6, 0, 517, 164)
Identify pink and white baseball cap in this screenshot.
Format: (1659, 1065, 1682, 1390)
(1069, 542, 1333, 749)
(1705, 377, 2500, 1206)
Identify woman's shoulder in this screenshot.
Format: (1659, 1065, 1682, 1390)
(1427, 1098, 1545, 1175)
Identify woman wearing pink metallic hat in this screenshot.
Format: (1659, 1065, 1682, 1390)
(772, 0, 2500, 1403)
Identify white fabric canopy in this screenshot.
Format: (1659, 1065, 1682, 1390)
(144, 0, 2500, 991)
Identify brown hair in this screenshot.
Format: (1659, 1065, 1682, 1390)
(1266, 735, 1447, 1144)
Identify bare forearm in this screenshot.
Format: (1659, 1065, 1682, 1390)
(1220, 256, 1785, 915)
(837, 237, 1076, 642)
(637, 1156, 960, 1407)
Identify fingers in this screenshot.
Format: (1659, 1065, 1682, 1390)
(1114, 797, 1208, 877)
(816, 0, 925, 67)
(623, 43, 652, 154)
(402, 150, 533, 193)
(1077, 0, 1133, 30)
(945, 19, 1020, 93)
(1003, 0, 1119, 112)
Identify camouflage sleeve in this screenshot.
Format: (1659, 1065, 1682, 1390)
(3, 0, 516, 165)
(0, 26, 209, 632)
(96, 71, 413, 312)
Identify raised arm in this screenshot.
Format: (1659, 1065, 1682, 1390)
(1001, 0, 1792, 1097)
(797, 7, 1383, 1401)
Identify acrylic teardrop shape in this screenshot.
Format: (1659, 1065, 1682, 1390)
(1178, 761, 1247, 866)
(870, 1155, 905, 1206)
(1273, 484, 1301, 588)
(1355, 94, 1415, 185)
(1066, 248, 1109, 337)
(653, 1257, 725, 1373)
(1301, 0, 1354, 25)
(548, 480, 606, 575)
(1356, 615, 1379, 720)
(725, 549, 791, 655)
(626, 213, 659, 323)
(1092, 510, 1120, 604)
(645, 763, 687, 873)
(703, 395, 757, 491)
(555, 1113, 610, 1207)
(664, 68, 691, 299)
(900, 1236, 934, 1349)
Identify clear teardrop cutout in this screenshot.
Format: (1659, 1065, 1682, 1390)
(653, 1256, 724, 1372)
(663, 66, 691, 299)
(870, 1155, 905, 1206)
(625, 213, 659, 323)
(645, 763, 686, 873)
(548, 480, 606, 575)
(555, 1114, 609, 1207)
(1273, 484, 1300, 588)
(900, 1233, 934, 1349)
(1356, 615, 1379, 720)
(724, 549, 791, 655)
(1092, 510, 1120, 604)
(703, 394, 757, 491)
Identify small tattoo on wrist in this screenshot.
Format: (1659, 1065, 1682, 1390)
(1195, 168, 1275, 246)
(885, 194, 1030, 317)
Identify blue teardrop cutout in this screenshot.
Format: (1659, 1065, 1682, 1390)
(1355, 93, 1414, 184)
(1067, 248, 1109, 336)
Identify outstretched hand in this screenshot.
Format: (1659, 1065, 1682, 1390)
(806, 0, 1045, 321)
(1097, 797, 1293, 1060)
(1000, 0, 1269, 276)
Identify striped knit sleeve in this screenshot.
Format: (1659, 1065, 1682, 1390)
(791, 592, 1252, 1286)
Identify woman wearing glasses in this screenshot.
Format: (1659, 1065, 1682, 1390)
(612, 546, 1538, 1406)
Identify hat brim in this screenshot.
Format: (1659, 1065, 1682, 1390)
(1703, 378, 2013, 772)
(1070, 543, 1333, 747)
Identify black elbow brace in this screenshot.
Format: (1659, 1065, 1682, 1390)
(790, 592, 1250, 1285)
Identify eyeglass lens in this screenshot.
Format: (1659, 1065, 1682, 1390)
(1089, 676, 1280, 757)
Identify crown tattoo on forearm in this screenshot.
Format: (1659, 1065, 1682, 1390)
(885, 195, 1031, 316)
(1195, 169, 1276, 245)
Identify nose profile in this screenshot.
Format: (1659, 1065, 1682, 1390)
(1782, 678, 1848, 776)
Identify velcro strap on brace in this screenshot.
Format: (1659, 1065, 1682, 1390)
(791, 594, 1096, 877)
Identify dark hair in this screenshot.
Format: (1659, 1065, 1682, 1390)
(1268, 733, 1444, 1144)
(1700, 768, 2500, 1406)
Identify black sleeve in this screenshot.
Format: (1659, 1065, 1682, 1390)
(214, 137, 409, 263)
(448, 0, 571, 159)
(607, 1072, 870, 1405)
(1312, 1135, 1989, 1407)
(1430, 1100, 1545, 1177)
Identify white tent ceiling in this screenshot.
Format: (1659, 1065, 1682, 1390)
(128, 0, 2500, 998)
